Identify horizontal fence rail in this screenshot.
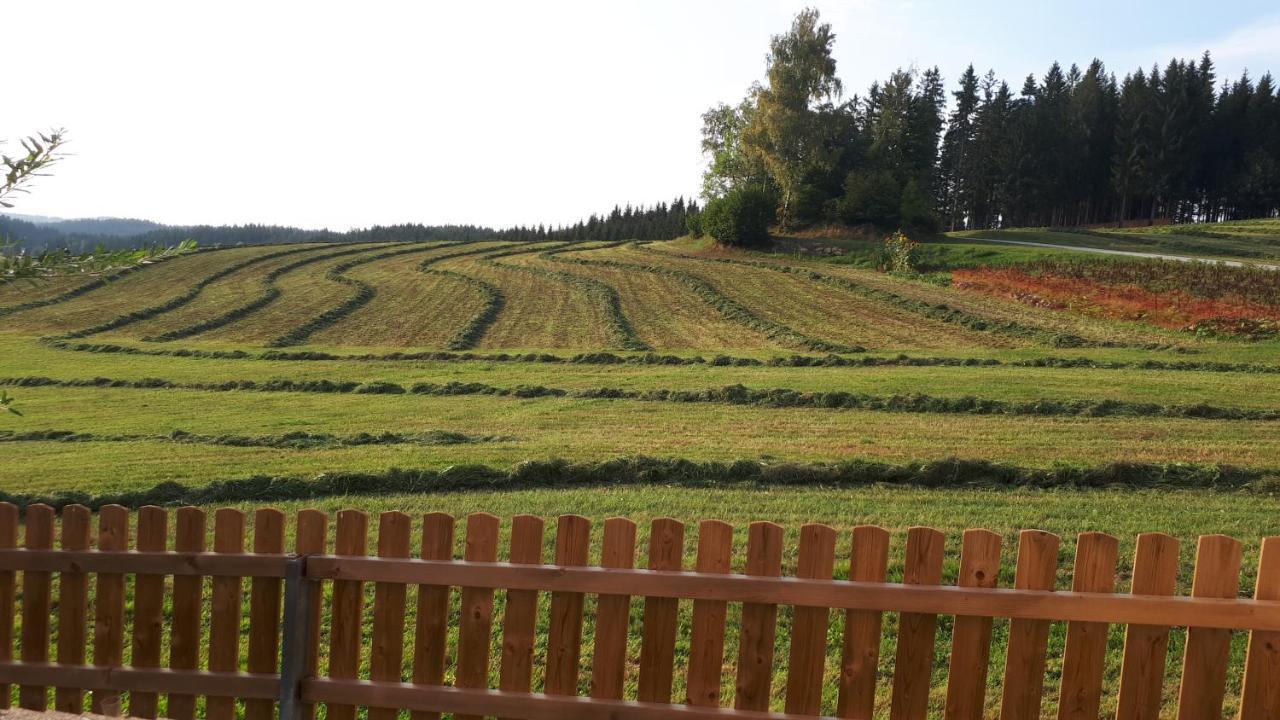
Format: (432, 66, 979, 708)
(0, 502, 1277, 720)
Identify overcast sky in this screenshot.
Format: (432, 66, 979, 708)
(6, 0, 1280, 230)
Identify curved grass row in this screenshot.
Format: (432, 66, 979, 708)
(485, 241, 651, 351)
(0, 428, 508, 449)
(54, 245, 323, 340)
(549, 243, 864, 354)
(266, 242, 457, 347)
(0, 247, 222, 319)
(142, 243, 396, 342)
(414, 242, 523, 350)
(7, 374, 1276, 421)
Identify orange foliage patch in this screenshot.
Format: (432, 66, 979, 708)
(953, 267, 1280, 337)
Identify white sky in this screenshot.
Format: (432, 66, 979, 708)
(5, 0, 1280, 230)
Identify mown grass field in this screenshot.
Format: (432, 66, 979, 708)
(3, 224, 1279, 717)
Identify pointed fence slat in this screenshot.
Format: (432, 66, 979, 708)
(207, 508, 246, 720)
(54, 504, 91, 714)
(411, 512, 455, 720)
(545, 515, 591, 697)
(0, 503, 16, 711)
(734, 521, 784, 713)
(19, 504, 54, 710)
(91, 504, 129, 715)
(168, 507, 206, 720)
(785, 523, 838, 716)
(1116, 532, 1181, 720)
(943, 528, 1003, 720)
(499, 514, 545, 714)
(1055, 532, 1119, 720)
(327, 509, 369, 720)
(1239, 536, 1280, 720)
(687, 520, 734, 707)
(129, 506, 169, 719)
(637, 517, 685, 704)
(837, 525, 890, 720)
(456, 512, 500, 720)
(369, 512, 412, 720)
(590, 517, 637, 701)
(890, 526, 947, 720)
(1175, 534, 1243, 719)
(999, 530, 1061, 720)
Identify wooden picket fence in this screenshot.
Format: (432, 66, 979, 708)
(0, 503, 1278, 720)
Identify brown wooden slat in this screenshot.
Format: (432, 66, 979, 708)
(785, 523, 838, 716)
(411, 512, 455, 720)
(327, 509, 369, 720)
(687, 520, 734, 707)
(1175, 534, 1243, 719)
(0, 663, 278, 699)
(734, 521, 784, 713)
(19, 503, 54, 710)
(499, 514, 545, 709)
(53, 504, 91, 714)
(1115, 532, 1180, 720)
(943, 528, 1003, 720)
(206, 508, 246, 720)
(1240, 536, 1280, 720)
(245, 508, 286, 720)
(998, 529, 1061, 720)
(129, 506, 169, 719)
(168, 507, 207, 720)
(91, 504, 129, 715)
(590, 517, 637, 701)
(889, 526, 946, 720)
(294, 508, 328, 720)
(369, 511, 412, 720)
(457, 512, 501, 720)
(1055, 532, 1119, 720)
(637, 517, 685, 704)
(546, 515, 592, 697)
(0, 503, 16, 711)
(836, 525, 889, 719)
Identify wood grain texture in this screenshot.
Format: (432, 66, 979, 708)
(19, 504, 54, 710)
(90, 504, 129, 715)
(411, 512, 455, 720)
(1240, 536, 1280, 720)
(53, 504, 91, 714)
(499, 514, 545, 710)
(456, 512, 500, 720)
(998, 530, 1061, 720)
(545, 514, 592, 697)
(637, 517, 684, 704)
(943, 528, 1002, 720)
(326, 509, 369, 720)
(207, 508, 246, 720)
(889, 526, 946, 720)
(1175, 534, 1242, 720)
(687, 520, 734, 707)
(0, 503, 16, 711)
(1055, 532, 1119, 720)
(734, 521, 784, 713)
(590, 517, 637, 701)
(784, 523, 838, 716)
(836, 525, 890, 720)
(294, 508, 328, 720)
(1115, 532, 1180, 720)
(369, 511, 412, 720)
(168, 507, 207, 720)
(245, 509, 286, 720)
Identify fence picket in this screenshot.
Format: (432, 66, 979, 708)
(1115, 532, 1180, 720)
(207, 508, 246, 720)
(999, 530, 1061, 720)
(687, 520, 734, 707)
(91, 504, 129, 715)
(327, 509, 369, 720)
(545, 515, 592, 696)
(0, 503, 15, 711)
(246, 509, 286, 720)
(499, 514, 545, 707)
(943, 528, 1003, 720)
(456, 512, 500, 720)
(1055, 532, 1119, 720)
(637, 517, 685, 704)
(411, 512, 455, 720)
(129, 506, 169, 718)
(734, 521, 784, 713)
(889, 526, 946, 720)
(837, 525, 890, 720)
(368, 512, 412, 720)
(1239, 536, 1280, 719)
(785, 523, 838, 716)
(19, 503, 54, 710)
(1175, 534, 1243, 719)
(294, 509, 328, 720)
(590, 517, 637, 701)
(53, 504, 91, 713)
(168, 507, 206, 720)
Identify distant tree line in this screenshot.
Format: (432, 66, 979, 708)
(701, 8, 1280, 233)
(489, 198, 699, 242)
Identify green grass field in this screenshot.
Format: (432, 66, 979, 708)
(3, 225, 1279, 716)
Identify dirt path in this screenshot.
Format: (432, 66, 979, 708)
(970, 237, 1280, 270)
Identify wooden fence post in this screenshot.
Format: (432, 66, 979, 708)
(294, 509, 328, 720)
(785, 523, 838, 716)
(999, 530, 1061, 720)
(637, 517, 684, 704)
(456, 512, 500, 720)
(129, 506, 169, 719)
(327, 509, 369, 720)
(0, 503, 15, 711)
(207, 508, 246, 720)
(590, 517, 637, 701)
(54, 504, 91, 714)
(1115, 532, 1180, 720)
(411, 512, 455, 720)
(734, 521, 784, 713)
(1239, 536, 1280, 719)
(168, 507, 206, 720)
(499, 514, 545, 708)
(545, 515, 591, 697)
(91, 505, 129, 715)
(369, 512, 412, 720)
(246, 509, 286, 720)
(1175, 534, 1243, 719)
(890, 526, 946, 720)
(1055, 532, 1119, 720)
(687, 519, 734, 707)
(19, 504, 54, 711)
(943, 528, 1003, 720)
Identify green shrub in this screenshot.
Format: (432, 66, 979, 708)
(701, 186, 776, 247)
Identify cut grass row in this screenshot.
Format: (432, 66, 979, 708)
(0, 428, 506, 449)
